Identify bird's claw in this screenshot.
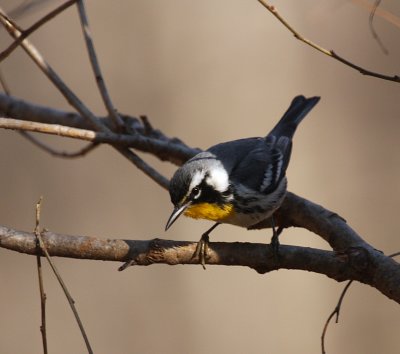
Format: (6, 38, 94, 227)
(193, 233, 209, 270)
(269, 225, 283, 261)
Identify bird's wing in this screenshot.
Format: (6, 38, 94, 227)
(229, 138, 288, 193)
(208, 137, 289, 193)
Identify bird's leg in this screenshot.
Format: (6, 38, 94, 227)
(270, 215, 283, 259)
(193, 222, 220, 270)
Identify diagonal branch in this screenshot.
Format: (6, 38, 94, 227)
(257, 0, 400, 83)
(0, 0, 77, 63)
(76, 0, 125, 129)
(368, 0, 389, 54)
(33, 198, 93, 354)
(0, 7, 169, 188)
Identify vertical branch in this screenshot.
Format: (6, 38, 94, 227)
(32, 198, 94, 354)
(35, 197, 48, 354)
(76, 0, 125, 130)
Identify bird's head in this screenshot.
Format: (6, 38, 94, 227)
(165, 152, 233, 230)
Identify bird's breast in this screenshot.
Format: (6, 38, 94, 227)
(184, 203, 234, 222)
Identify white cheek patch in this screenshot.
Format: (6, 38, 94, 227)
(206, 166, 229, 193)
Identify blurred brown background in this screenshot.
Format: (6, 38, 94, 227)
(0, 1, 399, 353)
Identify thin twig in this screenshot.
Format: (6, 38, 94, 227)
(0, 8, 104, 131)
(9, 0, 54, 19)
(321, 250, 400, 354)
(0, 117, 194, 166)
(320, 280, 352, 354)
(116, 146, 169, 189)
(369, 0, 389, 54)
(352, 0, 400, 30)
(0, 68, 11, 95)
(35, 197, 48, 354)
(0, 7, 169, 188)
(75, 0, 125, 130)
(33, 199, 94, 354)
(0, 0, 77, 63)
(257, 0, 400, 83)
(20, 131, 99, 158)
(140, 115, 153, 135)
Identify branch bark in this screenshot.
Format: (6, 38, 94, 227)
(0, 93, 198, 165)
(0, 2, 398, 316)
(1, 190, 399, 303)
(0, 92, 399, 304)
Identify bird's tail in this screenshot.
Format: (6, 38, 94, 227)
(268, 95, 320, 139)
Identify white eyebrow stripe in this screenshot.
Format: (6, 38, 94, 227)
(188, 170, 205, 194)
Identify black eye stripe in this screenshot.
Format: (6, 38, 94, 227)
(189, 181, 228, 206)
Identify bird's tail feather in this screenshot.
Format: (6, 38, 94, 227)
(268, 95, 320, 139)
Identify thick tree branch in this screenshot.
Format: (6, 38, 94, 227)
(0, 94, 399, 303)
(0, 3, 398, 319)
(1, 224, 399, 303)
(0, 92, 399, 303)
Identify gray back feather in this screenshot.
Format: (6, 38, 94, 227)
(207, 95, 320, 193)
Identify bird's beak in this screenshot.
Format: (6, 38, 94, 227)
(165, 202, 191, 231)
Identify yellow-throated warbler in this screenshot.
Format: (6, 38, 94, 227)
(165, 95, 320, 267)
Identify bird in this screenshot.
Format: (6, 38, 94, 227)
(165, 95, 320, 268)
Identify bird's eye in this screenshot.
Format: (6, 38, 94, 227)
(192, 187, 201, 199)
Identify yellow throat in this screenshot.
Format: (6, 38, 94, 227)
(184, 202, 234, 222)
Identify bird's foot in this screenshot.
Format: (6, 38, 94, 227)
(269, 226, 283, 261)
(193, 233, 210, 270)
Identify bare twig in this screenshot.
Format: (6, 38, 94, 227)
(321, 280, 352, 354)
(257, 0, 400, 83)
(140, 115, 153, 135)
(352, 0, 400, 30)
(9, 0, 55, 19)
(75, 0, 124, 130)
(0, 92, 193, 143)
(0, 116, 196, 165)
(0, 68, 11, 95)
(20, 131, 99, 158)
(321, 251, 400, 354)
(32, 199, 94, 354)
(369, 0, 389, 54)
(0, 8, 105, 131)
(0, 7, 169, 188)
(1, 27, 98, 161)
(34, 197, 48, 354)
(0, 0, 77, 63)
(116, 146, 169, 189)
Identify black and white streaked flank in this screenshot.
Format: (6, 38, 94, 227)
(166, 95, 320, 231)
